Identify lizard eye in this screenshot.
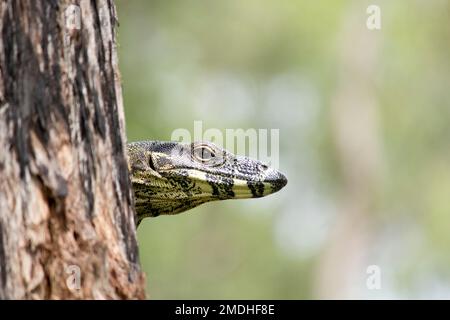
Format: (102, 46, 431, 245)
(193, 145, 215, 162)
(191, 143, 226, 167)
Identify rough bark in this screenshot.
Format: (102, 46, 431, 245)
(0, 0, 146, 299)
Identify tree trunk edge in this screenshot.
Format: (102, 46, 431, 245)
(0, 0, 146, 299)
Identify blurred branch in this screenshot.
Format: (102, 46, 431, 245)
(314, 3, 383, 299)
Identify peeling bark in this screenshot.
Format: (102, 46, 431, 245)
(0, 0, 146, 299)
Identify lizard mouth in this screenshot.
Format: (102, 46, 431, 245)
(161, 167, 288, 199)
(231, 169, 288, 198)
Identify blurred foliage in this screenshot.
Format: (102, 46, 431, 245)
(116, 0, 450, 298)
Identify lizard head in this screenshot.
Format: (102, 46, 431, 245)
(127, 141, 287, 224)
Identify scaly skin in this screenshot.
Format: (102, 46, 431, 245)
(127, 141, 288, 225)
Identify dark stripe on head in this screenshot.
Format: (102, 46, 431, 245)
(247, 181, 265, 198)
(206, 173, 235, 198)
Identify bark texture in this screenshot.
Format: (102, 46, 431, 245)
(0, 0, 146, 299)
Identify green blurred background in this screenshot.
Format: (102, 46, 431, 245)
(116, 0, 450, 299)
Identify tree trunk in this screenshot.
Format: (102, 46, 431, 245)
(0, 0, 146, 299)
